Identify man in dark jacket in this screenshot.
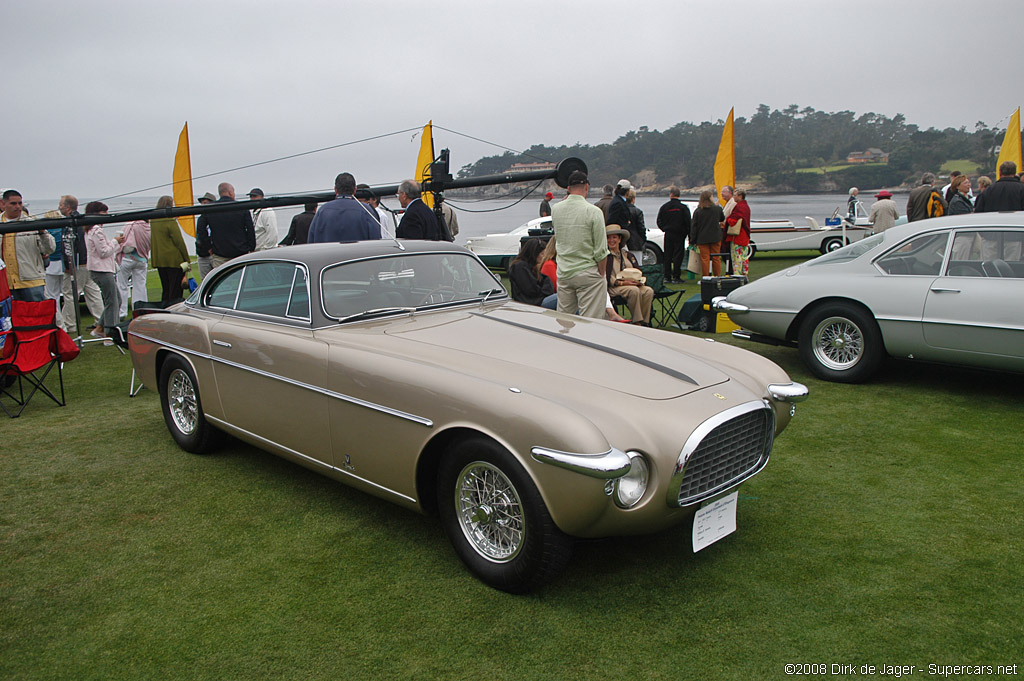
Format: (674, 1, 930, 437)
(197, 182, 256, 268)
(973, 162, 1024, 213)
(606, 178, 636, 244)
(396, 180, 441, 240)
(279, 202, 317, 246)
(657, 186, 691, 283)
(906, 173, 947, 222)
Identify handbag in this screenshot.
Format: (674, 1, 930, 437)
(687, 246, 702, 275)
(726, 217, 743, 237)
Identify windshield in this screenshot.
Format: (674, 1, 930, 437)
(320, 252, 505, 320)
(808, 234, 884, 266)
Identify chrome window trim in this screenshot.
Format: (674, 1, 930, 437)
(129, 332, 433, 427)
(193, 259, 313, 322)
(206, 415, 416, 504)
(530, 446, 632, 479)
(666, 399, 775, 508)
(284, 265, 312, 320)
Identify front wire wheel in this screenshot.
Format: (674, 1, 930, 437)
(798, 303, 883, 383)
(811, 316, 864, 371)
(438, 437, 572, 593)
(455, 462, 525, 562)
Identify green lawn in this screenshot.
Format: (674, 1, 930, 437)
(2, 254, 1021, 680)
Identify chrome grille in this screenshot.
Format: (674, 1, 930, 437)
(673, 404, 774, 506)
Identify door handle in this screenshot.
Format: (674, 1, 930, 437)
(929, 287, 961, 293)
(212, 339, 232, 348)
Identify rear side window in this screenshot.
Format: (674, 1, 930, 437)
(876, 232, 949, 276)
(947, 230, 1024, 278)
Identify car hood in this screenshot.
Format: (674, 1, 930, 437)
(379, 305, 731, 399)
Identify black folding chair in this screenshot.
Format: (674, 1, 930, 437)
(639, 265, 684, 330)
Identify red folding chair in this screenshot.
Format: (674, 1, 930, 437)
(0, 299, 80, 418)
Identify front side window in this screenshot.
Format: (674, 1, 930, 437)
(876, 232, 949, 276)
(321, 252, 504, 320)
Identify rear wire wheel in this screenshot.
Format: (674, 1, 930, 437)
(158, 355, 217, 453)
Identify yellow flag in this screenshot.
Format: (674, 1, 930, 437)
(414, 120, 435, 209)
(714, 108, 735, 206)
(995, 107, 1022, 175)
(173, 122, 196, 237)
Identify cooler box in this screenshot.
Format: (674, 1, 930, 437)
(700, 275, 748, 305)
(825, 217, 842, 227)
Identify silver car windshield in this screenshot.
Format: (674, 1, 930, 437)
(321, 252, 506, 320)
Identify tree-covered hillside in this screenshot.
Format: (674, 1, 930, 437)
(458, 105, 1007, 191)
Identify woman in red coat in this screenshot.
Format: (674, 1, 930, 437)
(724, 189, 752, 276)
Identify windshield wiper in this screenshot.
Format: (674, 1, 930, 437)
(478, 287, 507, 304)
(334, 306, 418, 323)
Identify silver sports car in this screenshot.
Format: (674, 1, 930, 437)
(715, 213, 1024, 383)
(128, 240, 807, 592)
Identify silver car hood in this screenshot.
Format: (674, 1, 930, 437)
(381, 305, 730, 399)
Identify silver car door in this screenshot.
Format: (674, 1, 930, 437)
(923, 229, 1024, 363)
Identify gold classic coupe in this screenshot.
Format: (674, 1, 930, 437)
(128, 240, 807, 592)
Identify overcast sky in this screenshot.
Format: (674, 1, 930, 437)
(6, 0, 1021, 203)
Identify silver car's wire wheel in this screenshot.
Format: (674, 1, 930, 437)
(167, 368, 199, 435)
(811, 316, 864, 370)
(455, 462, 525, 562)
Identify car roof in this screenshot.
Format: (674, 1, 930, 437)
(883, 211, 1024, 241)
(228, 239, 474, 270)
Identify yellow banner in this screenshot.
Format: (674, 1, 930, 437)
(995, 107, 1022, 175)
(714, 108, 735, 206)
(415, 121, 435, 209)
(173, 122, 196, 237)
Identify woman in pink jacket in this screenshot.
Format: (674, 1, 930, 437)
(83, 201, 122, 341)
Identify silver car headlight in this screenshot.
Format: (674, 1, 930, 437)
(612, 451, 649, 508)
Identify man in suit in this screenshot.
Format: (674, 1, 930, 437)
(396, 180, 440, 240)
(308, 173, 381, 243)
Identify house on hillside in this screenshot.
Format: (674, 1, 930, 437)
(505, 161, 557, 173)
(846, 148, 890, 164)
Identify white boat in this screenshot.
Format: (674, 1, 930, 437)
(748, 201, 872, 255)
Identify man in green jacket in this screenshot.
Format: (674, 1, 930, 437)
(552, 171, 609, 319)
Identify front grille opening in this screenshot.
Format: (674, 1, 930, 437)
(677, 408, 771, 505)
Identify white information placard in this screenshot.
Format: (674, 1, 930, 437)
(692, 491, 738, 553)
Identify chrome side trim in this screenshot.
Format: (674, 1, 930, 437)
(206, 415, 417, 504)
(531, 446, 632, 479)
(712, 297, 749, 313)
(666, 399, 774, 507)
(768, 382, 809, 403)
(128, 331, 433, 427)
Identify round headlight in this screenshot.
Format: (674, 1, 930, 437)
(614, 452, 649, 508)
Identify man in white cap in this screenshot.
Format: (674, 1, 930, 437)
(247, 188, 278, 250)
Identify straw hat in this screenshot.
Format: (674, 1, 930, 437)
(605, 224, 630, 244)
(619, 267, 646, 284)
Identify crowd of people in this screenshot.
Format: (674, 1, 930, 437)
(0, 173, 458, 343)
(861, 161, 1024, 232)
(508, 172, 759, 324)
(6, 162, 1023, 343)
